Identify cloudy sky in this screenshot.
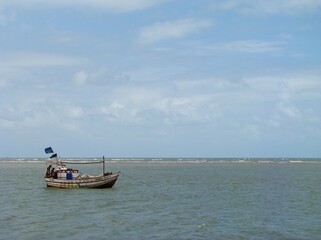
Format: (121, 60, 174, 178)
(1, 0, 321, 158)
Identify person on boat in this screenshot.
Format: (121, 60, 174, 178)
(45, 165, 52, 177)
(53, 169, 58, 179)
(50, 168, 55, 178)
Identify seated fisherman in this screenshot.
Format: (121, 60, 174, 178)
(45, 165, 52, 177)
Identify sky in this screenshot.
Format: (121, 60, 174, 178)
(0, 0, 321, 158)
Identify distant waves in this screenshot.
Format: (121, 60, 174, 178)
(1, 158, 320, 164)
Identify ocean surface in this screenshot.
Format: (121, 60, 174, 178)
(0, 158, 321, 240)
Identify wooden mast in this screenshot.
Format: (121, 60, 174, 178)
(103, 156, 105, 174)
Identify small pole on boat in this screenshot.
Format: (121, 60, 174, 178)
(103, 156, 105, 174)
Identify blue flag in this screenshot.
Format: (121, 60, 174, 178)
(45, 147, 54, 154)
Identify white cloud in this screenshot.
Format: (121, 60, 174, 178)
(212, 40, 284, 54)
(2, 52, 86, 67)
(148, 89, 212, 123)
(96, 87, 161, 125)
(0, 79, 7, 88)
(139, 18, 212, 44)
(241, 73, 321, 133)
(73, 71, 88, 86)
(0, 0, 165, 12)
(0, 7, 15, 24)
(0, 118, 15, 129)
(243, 124, 260, 139)
(177, 40, 286, 57)
(285, 75, 321, 92)
(279, 104, 301, 119)
(92, 85, 216, 126)
(215, 0, 321, 14)
(96, 72, 321, 127)
(67, 106, 85, 119)
(100, 101, 142, 125)
(0, 95, 88, 132)
(244, 76, 284, 92)
(1, 68, 319, 131)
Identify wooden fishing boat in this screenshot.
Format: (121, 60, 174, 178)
(44, 147, 119, 189)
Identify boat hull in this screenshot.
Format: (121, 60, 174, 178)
(45, 172, 120, 189)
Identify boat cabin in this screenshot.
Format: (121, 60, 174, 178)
(45, 160, 79, 180)
(56, 168, 79, 180)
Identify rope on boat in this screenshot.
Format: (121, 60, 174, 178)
(121, 172, 161, 191)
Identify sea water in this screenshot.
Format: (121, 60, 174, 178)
(0, 158, 321, 239)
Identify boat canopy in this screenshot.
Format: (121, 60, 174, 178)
(62, 160, 104, 164)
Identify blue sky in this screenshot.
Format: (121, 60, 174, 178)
(1, 0, 321, 158)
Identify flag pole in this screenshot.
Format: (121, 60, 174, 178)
(103, 156, 105, 175)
